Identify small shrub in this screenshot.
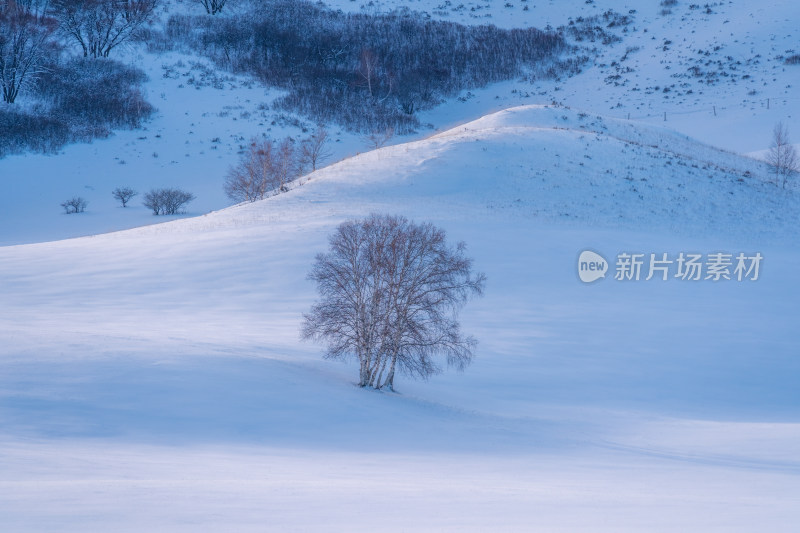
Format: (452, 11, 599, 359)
(143, 188, 195, 215)
(61, 196, 88, 214)
(112, 186, 138, 207)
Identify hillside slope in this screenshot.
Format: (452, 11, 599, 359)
(120, 104, 799, 240)
(1, 106, 798, 531)
(3, 0, 798, 246)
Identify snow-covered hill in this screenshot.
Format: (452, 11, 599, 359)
(2, 0, 798, 245)
(332, 0, 800, 151)
(2, 105, 799, 531)
(107, 104, 797, 242)
(2, 0, 799, 530)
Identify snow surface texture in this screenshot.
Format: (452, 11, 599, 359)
(1, 0, 799, 531)
(2, 105, 799, 531)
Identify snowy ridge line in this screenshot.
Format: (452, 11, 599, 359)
(435, 123, 766, 183)
(437, 105, 764, 166)
(6, 104, 797, 248)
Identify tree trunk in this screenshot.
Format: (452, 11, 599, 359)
(358, 358, 370, 387)
(383, 354, 397, 391)
(369, 353, 387, 388)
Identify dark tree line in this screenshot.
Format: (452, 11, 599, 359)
(164, 1, 566, 133)
(1, 0, 157, 105)
(0, 57, 153, 157)
(0, 0, 156, 157)
(0, 0, 56, 103)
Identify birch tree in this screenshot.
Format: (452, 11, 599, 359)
(767, 122, 798, 189)
(301, 126, 331, 171)
(224, 137, 303, 203)
(302, 214, 485, 391)
(224, 139, 275, 203)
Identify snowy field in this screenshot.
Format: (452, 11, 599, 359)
(1, 0, 799, 531)
(2, 106, 799, 531)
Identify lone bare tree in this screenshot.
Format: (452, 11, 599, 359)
(301, 126, 331, 171)
(52, 0, 157, 58)
(767, 122, 798, 189)
(112, 186, 137, 207)
(0, 0, 57, 103)
(302, 214, 485, 391)
(195, 0, 229, 15)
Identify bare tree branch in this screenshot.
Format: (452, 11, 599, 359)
(52, 0, 157, 58)
(195, 0, 229, 15)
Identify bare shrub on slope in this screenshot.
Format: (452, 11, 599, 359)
(224, 137, 304, 203)
(143, 188, 195, 215)
(767, 122, 798, 189)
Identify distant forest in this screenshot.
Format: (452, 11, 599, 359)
(159, 0, 567, 133)
(1, 0, 625, 157)
(0, 0, 155, 157)
(0, 58, 152, 157)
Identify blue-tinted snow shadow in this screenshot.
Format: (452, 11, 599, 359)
(0, 352, 579, 454)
